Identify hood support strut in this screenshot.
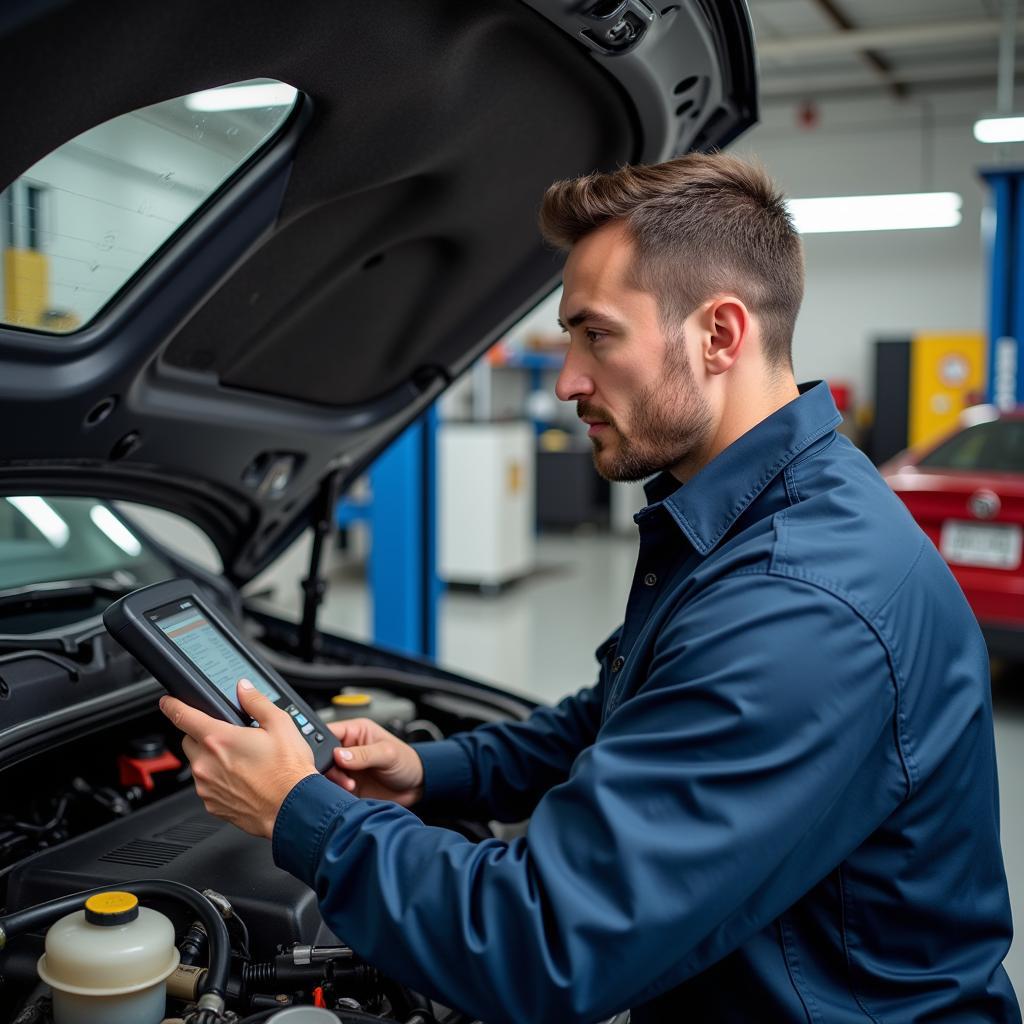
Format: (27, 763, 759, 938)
(298, 469, 343, 662)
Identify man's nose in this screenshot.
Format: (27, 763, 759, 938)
(555, 345, 594, 403)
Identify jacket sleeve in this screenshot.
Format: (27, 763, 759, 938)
(411, 628, 620, 822)
(273, 577, 903, 1024)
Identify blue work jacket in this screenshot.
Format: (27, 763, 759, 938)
(274, 381, 1020, 1023)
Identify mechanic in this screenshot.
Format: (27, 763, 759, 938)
(160, 153, 1021, 1023)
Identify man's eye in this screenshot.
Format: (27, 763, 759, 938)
(586, 330, 605, 343)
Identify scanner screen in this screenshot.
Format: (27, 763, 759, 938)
(150, 600, 281, 709)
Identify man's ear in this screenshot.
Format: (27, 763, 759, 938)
(701, 296, 749, 376)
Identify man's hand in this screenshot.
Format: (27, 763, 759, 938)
(159, 679, 318, 839)
(326, 718, 424, 807)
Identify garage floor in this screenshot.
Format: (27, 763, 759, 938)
(258, 532, 1024, 1000)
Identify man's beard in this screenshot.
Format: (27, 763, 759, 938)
(579, 340, 714, 483)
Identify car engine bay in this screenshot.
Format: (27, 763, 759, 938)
(0, 582, 534, 1024)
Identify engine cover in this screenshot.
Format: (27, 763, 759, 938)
(6, 789, 340, 958)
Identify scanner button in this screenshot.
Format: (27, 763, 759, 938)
(300, 723, 315, 735)
(314, 732, 324, 743)
(295, 714, 309, 726)
(287, 706, 300, 716)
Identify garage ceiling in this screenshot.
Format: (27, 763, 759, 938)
(750, 0, 1016, 102)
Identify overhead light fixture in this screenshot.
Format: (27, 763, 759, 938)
(974, 0, 1021, 143)
(5, 496, 70, 548)
(973, 115, 1024, 143)
(90, 505, 142, 556)
(787, 192, 963, 234)
(185, 82, 297, 112)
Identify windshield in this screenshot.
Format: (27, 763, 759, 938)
(0, 497, 172, 593)
(0, 78, 298, 334)
(918, 419, 1024, 473)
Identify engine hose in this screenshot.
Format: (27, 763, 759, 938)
(179, 920, 209, 966)
(241, 957, 378, 996)
(0, 879, 231, 1012)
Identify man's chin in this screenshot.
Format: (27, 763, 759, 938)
(588, 432, 644, 481)
(589, 446, 615, 482)
(597, 467, 650, 483)
(591, 447, 651, 484)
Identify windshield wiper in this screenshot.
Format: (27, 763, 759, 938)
(0, 574, 137, 614)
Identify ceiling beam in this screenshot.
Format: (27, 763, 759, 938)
(804, 0, 906, 99)
(757, 17, 1021, 61)
(760, 59, 1011, 98)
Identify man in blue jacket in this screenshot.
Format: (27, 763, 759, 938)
(161, 154, 1020, 1022)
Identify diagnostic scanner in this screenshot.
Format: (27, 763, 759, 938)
(103, 578, 340, 773)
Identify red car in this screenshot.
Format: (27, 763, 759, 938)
(882, 406, 1024, 659)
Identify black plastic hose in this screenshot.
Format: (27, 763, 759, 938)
(179, 920, 210, 967)
(0, 879, 231, 1007)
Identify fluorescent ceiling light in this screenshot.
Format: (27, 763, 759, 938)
(90, 504, 142, 556)
(973, 115, 1024, 143)
(6, 496, 69, 548)
(787, 192, 962, 234)
(185, 82, 297, 112)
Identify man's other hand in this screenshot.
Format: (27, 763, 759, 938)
(326, 718, 424, 807)
(159, 679, 317, 838)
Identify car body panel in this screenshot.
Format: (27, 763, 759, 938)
(0, 0, 757, 583)
(882, 410, 1024, 653)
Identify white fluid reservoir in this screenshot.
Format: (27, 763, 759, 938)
(37, 891, 180, 1024)
(316, 689, 416, 727)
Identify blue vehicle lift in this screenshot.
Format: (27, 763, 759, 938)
(334, 406, 441, 660)
(982, 168, 1024, 408)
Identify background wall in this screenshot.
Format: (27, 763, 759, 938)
(504, 89, 1023, 423)
(733, 91, 1006, 410)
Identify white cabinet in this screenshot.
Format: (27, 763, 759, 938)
(439, 421, 534, 587)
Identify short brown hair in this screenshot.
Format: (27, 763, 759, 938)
(539, 153, 804, 368)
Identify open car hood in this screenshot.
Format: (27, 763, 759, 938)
(0, 0, 757, 583)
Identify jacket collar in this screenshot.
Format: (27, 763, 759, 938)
(640, 381, 841, 556)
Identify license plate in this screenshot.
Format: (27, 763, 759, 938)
(939, 520, 1023, 570)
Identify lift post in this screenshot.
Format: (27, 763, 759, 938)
(365, 406, 441, 659)
(982, 168, 1024, 409)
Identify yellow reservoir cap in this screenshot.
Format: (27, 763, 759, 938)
(84, 892, 139, 926)
(332, 693, 372, 707)
(85, 892, 138, 916)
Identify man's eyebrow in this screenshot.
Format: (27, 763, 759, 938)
(557, 308, 622, 330)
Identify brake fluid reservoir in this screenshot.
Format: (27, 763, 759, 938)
(36, 891, 179, 1024)
(318, 688, 416, 728)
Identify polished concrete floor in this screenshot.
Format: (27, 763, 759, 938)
(255, 530, 1024, 1000)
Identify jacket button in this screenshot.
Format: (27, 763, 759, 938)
(644, 572, 658, 586)
(612, 656, 624, 672)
